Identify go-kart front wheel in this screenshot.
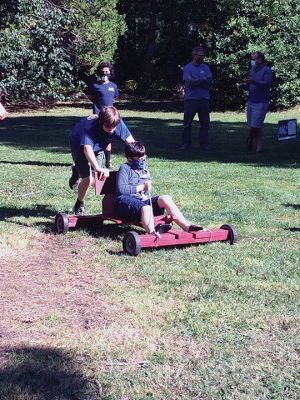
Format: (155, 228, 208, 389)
(220, 224, 238, 245)
(54, 212, 69, 234)
(123, 231, 141, 256)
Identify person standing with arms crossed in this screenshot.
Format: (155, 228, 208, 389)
(180, 46, 213, 151)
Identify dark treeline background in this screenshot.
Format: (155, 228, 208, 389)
(0, 0, 299, 110)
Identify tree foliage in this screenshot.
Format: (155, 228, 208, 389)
(0, 0, 126, 102)
(0, 0, 75, 101)
(117, 0, 300, 109)
(0, 0, 299, 108)
(58, 0, 126, 72)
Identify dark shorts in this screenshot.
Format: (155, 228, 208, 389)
(115, 195, 165, 222)
(71, 147, 104, 178)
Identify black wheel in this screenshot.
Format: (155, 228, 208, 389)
(123, 231, 141, 256)
(54, 212, 69, 234)
(220, 224, 238, 245)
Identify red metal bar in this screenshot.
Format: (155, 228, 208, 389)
(67, 214, 117, 229)
(139, 228, 229, 248)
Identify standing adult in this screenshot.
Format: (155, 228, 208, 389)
(180, 46, 213, 151)
(238, 51, 272, 153)
(90, 62, 119, 168)
(69, 106, 135, 215)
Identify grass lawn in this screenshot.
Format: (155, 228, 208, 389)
(0, 103, 299, 399)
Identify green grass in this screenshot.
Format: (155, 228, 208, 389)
(0, 105, 299, 399)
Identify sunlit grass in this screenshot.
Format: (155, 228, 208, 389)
(0, 105, 299, 399)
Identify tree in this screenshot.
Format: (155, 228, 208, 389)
(116, 0, 300, 109)
(0, 0, 76, 101)
(58, 0, 126, 72)
(0, 0, 126, 102)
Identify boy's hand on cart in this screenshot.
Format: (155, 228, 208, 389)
(96, 168, 110, 179)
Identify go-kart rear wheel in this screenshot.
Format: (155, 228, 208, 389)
(123, 231, 141, 256)
(220, 224, 238, 245)
(54, 212, 69, 234)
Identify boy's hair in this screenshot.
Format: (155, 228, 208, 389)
(99, 106, 120, 128)
(125, 141, 146, 158)
(96, 61, 114, 78)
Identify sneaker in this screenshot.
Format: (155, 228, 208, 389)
(105, 161, 113, 169)
(188, 224, 203, 232)
(201, 144, 210, 151)
(156, 223, 172, 234)
(69, 166, 80, 190)
(73, 201, 85, 216)
(179, 144, 190, 151)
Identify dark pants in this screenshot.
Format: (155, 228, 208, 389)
(181, 99, 210, 147)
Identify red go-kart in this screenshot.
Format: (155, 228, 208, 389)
(54, 172, 238, 256)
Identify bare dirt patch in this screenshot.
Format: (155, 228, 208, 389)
(0, 233, 115, 348)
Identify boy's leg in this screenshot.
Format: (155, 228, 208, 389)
(140, 205, 155, 233)
(157, 195, 190, 231)
(72, 152, 93, 215)
(69, 164, 80, 190)
(157, 195, 203, 232)
(77, 176, 94, 202)
(104, 143, 112, 168)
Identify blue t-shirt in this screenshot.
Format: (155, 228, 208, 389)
(91, 81, 119, 114)
(248, 65, 272, 103)
(183, 62, 212, 100)
(70, 115, 131, 158)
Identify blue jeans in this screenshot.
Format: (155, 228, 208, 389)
(182, 99, 210, 147)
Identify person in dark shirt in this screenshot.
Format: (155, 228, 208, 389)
(69, 106, 135, 215)
(90, 62, 119, 168)
(91, 62, 119, 114)
(238, 51, 272, 153)
(115, 142, 203, 236)
(180, 46, 213, 151)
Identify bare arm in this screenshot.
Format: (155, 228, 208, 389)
(125, 134, 135, 143)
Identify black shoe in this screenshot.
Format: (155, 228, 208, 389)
(188, 224, 203, 232)
(105, 161, 113, 169)
(179, 144, 190, 151)
(156, 223, 172, 234)
(73, 201, 85, 215)
(201, 144, 211, 151)
(69, 166, 80, 190)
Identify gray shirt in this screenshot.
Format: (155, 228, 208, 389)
(116, 162, 151, 200)
(183, 62, 213, 100)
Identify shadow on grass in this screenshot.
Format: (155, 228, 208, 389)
(0, 205, 55, 221)
(116, 98, 183, 113)
(78, 223, 142, 242)
(284, 203, 300, 210)
(0, 160, 70, 167)
(288, 227, 300, 232)
(0, 346, 95, 400)
(0, 114, 299, 167)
